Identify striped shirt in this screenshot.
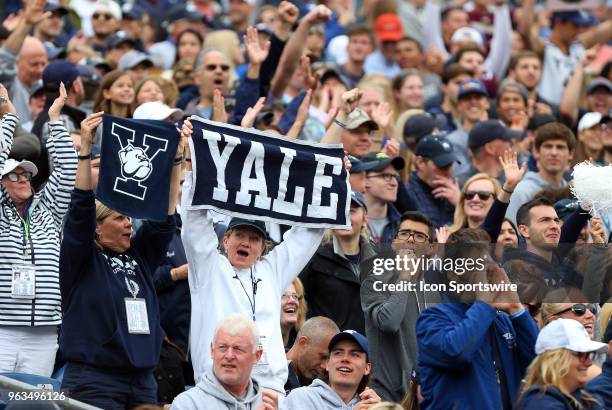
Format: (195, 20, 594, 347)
(0, 114, 77, 326)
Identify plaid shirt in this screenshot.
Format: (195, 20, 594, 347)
(406, 172, 455, 228)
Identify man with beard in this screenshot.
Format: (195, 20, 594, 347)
(33, 3, 68, 47)
(505, 122, 575, 225)
(508, 51, 556, 115)
(338, 24, 374, 89)
(285, 317, 339, 394)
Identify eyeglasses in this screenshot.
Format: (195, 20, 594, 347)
(572, 351, 596, 361)
(5, 171, 33, 182)
(92, 13, 114, 20)
(464, 191, 494, 201)
(396, 229, 429, 243)
(281, 293, 303, 301)
(367, 173, 399, 182)
(205, 64, 230, 72)
(553, 303, 597, 317)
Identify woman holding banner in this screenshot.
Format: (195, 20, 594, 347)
(179, 117, 343, 397)
(0, 83, 77, 376)
(57, 110, 184, 408)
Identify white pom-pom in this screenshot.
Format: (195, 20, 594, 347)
(571, 161, 612, 213)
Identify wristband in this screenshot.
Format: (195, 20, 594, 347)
(78, 153, 91, 160)
(174, 157, 183, 165)
(185, 158, 192, 162)
(502, 186, 513, 194)
(334, 119, 347, 129)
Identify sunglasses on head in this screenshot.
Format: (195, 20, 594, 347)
(205, 64, 230, 72)
(6, 171, 33, 182)
(93, 13, 114, 20)
(553, 303, 597, 317)
(464, 191, 494, 201)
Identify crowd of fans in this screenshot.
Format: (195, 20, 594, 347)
(0, 0, 611, 408)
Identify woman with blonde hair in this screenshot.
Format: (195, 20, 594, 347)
(516, 318, 607, 410)
(281, 277, 308, 348)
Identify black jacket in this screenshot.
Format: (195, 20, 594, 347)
(299, 238, 376, 334)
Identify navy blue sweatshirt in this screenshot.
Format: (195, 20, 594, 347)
(59, 189, 175, 373)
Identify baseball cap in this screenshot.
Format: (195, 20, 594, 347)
(93, 0, 122, 20)
(586, 77, 612, 95)
(45, 1, 68, 15)
(416, 135, 460, 167)
(374, 13, 403, 42)
(133, 101, 184, 121)
(578, 112, 604, 132)
(528, 114, 557, 131)
(468, 120, 522, 150)
(255, 22, 273, 37)
(328, 330, 369, 357)
(553, 198, 579, 222)
(29, 81, 44, 98)
(319, 67, 349, 89)
(122, 4, 145, 21)
(345, 108, 379, 131)
(552, 10, 596, 27)
(498, 79, 529, 103)
(118, 50, 154, 71)
(535, 318, 607, 355)
(106, 33, 136, 51)
(451, 27, 484, 48)
(1, 159, 39, 178)
(361, 152, 405, 172)
(348, 155, 378, 173)
(458, 79, 489, 99)
(351, 191, 368, 212)
(227, 218, 268, 239)
(42, 60, 80, 88)
(403, 114, 445, 142)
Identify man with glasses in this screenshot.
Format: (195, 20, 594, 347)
(361, 211, 441, 402)
(408, 134, 461, 228)
(362, 151, 405, 244)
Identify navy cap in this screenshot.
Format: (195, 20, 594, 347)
(328, 330, 369, 357)
(106, 33, 136, 50)
(416, 134, 460, 167)
(552, 11, 596, 27)
(586, 77, 612, 95)
(42, 60, 79, 87)
(122, 4, 145, 20)
(227, 218, 268, 239)
(468, 120, 522, 150)
(29, 81, 43, 98)
(351, 191, 368, 212)
(164, 6, 214, 28)
(554, 199, 579, 222)
(348, 155, 378, 173)
(403, 113, 445, 142)
(458, 79, 489, 99)
(528, 114, 557, 131)
(44, 43, 66, 60)
(361, 152, 405, 172)
(45, 2, 68, 15)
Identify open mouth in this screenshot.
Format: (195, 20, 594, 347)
(237, 250, 249, 257)
(583, 323, 594, 332)
(213, 78, 225, 86)
(337, 366, 352, 374)
(283, 305, 297, 314)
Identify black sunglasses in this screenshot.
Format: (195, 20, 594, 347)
(572, 351, 596, 361)
(464, 191, 494, 201)
(553, 303, 597, 317)
(205, 64, 230, 72)
(92, 13, 114, 20)
(6, 171, 33, 182)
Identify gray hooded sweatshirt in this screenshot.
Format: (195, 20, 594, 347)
(171, 368, 263, 410)
(284, 379, 360, 410)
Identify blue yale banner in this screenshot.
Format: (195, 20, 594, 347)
(187, 116, 351, 229)
(98, 115, 179, 222)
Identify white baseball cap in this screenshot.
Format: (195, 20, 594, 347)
(133, 101, 184, 121)
(535, 318, 608, 355)
(93, 0, 122, 21)
(1, 158, 38, 178)
(451, 27, 484, 48)
(577, 112, 603, 132)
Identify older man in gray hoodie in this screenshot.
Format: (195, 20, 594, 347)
(171, 314, 278, 410)
(284, 330, 381, 409)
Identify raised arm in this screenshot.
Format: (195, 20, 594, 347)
(41, 83, 78, 228)
(269, 5, 332, 99)
(483, 3, 513, 81)
(516, 0, 545, 56)
(578, 20, 612, 50)
(0, 85, 18, 170)
(559, 51, 594, 126)
(321, 88, 362, 144)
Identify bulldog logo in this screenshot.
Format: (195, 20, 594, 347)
(111, 122, 168, 200)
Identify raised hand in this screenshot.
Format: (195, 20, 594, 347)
(0, 84, 17, 116)
(48, 82, 68, 122)
(24, 0, 51, 26)
(241, 97, 266, 128)
(212, 89, 228, 123)
(381, 138, 400, 158)
(278, 1, 299, 28)
(303, 4, 333, 26)
(499, 149, 526, 192)
(371, 101, 391, 130)
(432, 177, 461, 206)
(435, 226, 449, 244)
(339, 88, 363, 117)
(80, 111, 104, 147)
(181, 117, 193, 139)
(590, 216, 606, 244)
(245, 26, 270, 66)
(298, 55, 318, 92)
(287, 89, 311, 138)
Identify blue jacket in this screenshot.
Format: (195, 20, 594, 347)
(153, 213, 190, 353)
(517, 386, 604, 410)
(586, 357, 611, 410)
(416, 298, 538, 410)
(407, 172, 455, 229)
(59, 189, 175, 372)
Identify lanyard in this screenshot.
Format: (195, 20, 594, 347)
(234, 268, 260, 322)
(19, 209, 34, 264)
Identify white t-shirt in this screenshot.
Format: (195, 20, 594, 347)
(537, 41, 585, 105)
